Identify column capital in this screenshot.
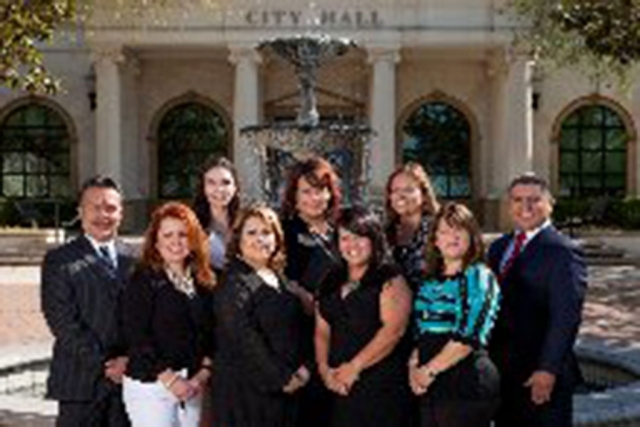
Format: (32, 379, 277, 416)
(366, 45, 401, 65)
(486, 47, 535, 78)
(90, 44, 126, 65)
(228, 44, 262, 65)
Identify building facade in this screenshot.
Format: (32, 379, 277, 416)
(1, 0, 638, 230)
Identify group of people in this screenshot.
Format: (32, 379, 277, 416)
(41, 155, 587, 427)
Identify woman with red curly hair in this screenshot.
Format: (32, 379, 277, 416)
(122, 202, 215, 427)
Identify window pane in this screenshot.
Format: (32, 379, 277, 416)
(581, 128, 602, 150)
(50, 176, 71, 197)
(581, 107, 604, 126)
(605, 128, 626, 150)
(581, 152, 602, 173)
(26, 175, 48, 197)
(3, 175, 24, 197)
(605, 152, 626, 173)
(560, 128, 578, 150)
(3, 153, 23, 173)
(560, 152, 579, 173)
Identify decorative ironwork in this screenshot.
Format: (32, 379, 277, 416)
(243, 34, 372, 205)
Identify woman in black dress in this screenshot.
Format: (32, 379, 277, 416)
(385, 162, 440, 291)
(212, 205, 309, 427)
(315, 206, 413, 427)
(280, 156, 342, 427)
(122, 202, 215, 427)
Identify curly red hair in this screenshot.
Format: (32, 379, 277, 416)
(140, 202, 215, 288)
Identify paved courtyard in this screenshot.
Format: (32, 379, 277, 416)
(1, 262, 640, 426)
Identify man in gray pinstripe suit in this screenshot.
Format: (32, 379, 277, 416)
(41, 176, 136, 427)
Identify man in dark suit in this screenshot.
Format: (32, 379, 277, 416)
(41, 176, 136, 427)
(488, 173, 587, 427)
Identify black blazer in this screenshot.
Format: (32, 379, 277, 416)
(41, 235, 136, 401)
(487, 226, 587, 388)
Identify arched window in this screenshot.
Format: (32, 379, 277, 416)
(401, 101, 471, 198)
(157, 102, 229, 199)
(0, 103, 71, 198)
(559, 104, 627, 197)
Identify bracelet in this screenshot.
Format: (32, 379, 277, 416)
(423, 366, 439, 379)
(201, 364, 213, 372)
(163, 373, 179, 389)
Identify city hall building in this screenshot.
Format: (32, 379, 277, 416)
(0, 0, 637, 230)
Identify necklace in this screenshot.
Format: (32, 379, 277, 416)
(341, 279, 360, 298)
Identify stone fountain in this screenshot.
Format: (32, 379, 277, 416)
(240, 34, 374, 205)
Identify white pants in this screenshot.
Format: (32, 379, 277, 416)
(123, 372, 202, 427)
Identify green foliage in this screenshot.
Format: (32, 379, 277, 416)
(554, 197, 640, 229)
(0, 1, 77, 94)
(505, 0, 640, 86)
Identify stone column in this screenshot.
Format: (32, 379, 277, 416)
(490, 52, 534, 194)
(367, 46, 400, 194)
(92, 45, 125, 186)
(228, 45, 262, 201)
(488, 50, 535, 229)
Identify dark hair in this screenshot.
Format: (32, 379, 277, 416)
(78, 175, 122, 202)
(385, 162, 440, 243)
(337, 205, 390, 268)
(280, 156, 342, 222)
(140, 202, 215, 288)
(425, 202, 484, 279)
(192, 155, 241, 229)
(226, 204, 287, 273)
(508, 172, 554, 201)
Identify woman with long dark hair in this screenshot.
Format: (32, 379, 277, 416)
(315, 206, 413, 427)
(193, 155, 241, 272)
(385, 162, 440, 291)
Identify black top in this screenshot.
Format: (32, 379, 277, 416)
(387, 214, 432, 291)
(283, 215, 341, 295)
(122, 266, 214, 382)
(211, 258, 305, 427)
(318, 263, 411, 427)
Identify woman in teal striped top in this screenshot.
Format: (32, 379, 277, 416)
(409, 202, 500, 427)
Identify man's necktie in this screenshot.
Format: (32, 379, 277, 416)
(98, 246, 116, 270)
(499, 231, 526, 281)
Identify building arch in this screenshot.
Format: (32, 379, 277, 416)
(396, 91, 480, 199)
(0, 96, 78, 199)
(550, 95, 637, 197)
(148, 92, 232, 199)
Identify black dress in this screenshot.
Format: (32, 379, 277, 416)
(317, 263, 411, 427)
(211, 258, 305, 427)
(387, 214, 432, 292)
(282, 215, 341, 427)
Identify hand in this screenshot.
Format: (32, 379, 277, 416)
(319, 365, 347, 395)
(410, 365, 437, 396)
(169, 377, 195, 401)
(104, 356, 128, 384)
(524, 370, 556, 405)
(332, 361, 361, 394)
(188, 369, 211, 397)
(283, 366, 310, 394)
